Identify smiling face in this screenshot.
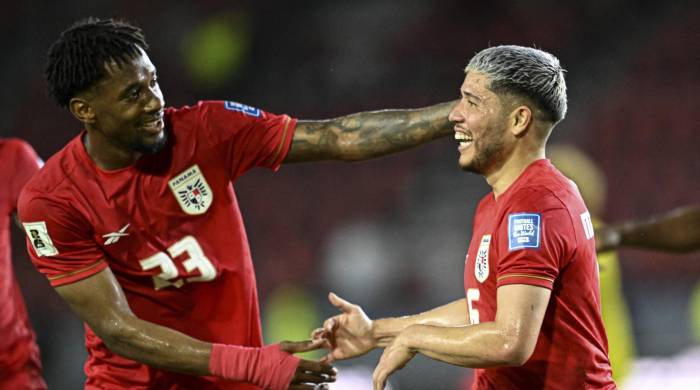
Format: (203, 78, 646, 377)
(448, 71, 511, 175)
(76, 47, 166, 156)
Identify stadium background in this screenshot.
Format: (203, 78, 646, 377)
(2, 0, 698, 388)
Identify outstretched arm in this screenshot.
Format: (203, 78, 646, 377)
(372, 284, 550, 390)
(57, 266, 335, 390)
(596, 205, 700, 253)
(314, 292, 467, 362)
(285, 101, 456, 163)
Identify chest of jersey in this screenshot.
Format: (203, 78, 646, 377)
(75, 151, 244, 291)
(463, 203, 501, 325)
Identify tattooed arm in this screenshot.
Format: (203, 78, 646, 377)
(284, 101, 456, 163)
(596, 205, 700, 253)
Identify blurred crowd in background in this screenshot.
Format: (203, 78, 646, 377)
(2, 0, 698, 388)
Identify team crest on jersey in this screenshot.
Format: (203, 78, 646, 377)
(168, 165, 213, 215)
(22, 221, 59, 257)
(474, 234, 491, 283)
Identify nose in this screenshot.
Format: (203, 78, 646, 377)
(448, 102, 462, 123)
(144, 85, 164, 113)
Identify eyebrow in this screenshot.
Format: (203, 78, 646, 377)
(118, 68, 157, 98)
(461, 89, 483, 101)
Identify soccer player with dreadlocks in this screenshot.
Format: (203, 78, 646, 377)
(18, 18, 454, 389)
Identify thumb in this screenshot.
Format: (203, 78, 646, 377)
(329, 292, 354, 313)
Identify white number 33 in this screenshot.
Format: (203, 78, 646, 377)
(139, 236, 217, 290)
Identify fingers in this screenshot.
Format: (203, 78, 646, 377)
(289, 384, 329, 390)
(323, 316, 341, 335)
(373, 370, 388, 390)
(372, 362, 391, 390)
(297, 359, 338, 378)
(328, 292, 355, 313)
(280, 338, 326, 354)
(290, 360, 337, 390)
(310, 327, 325, 340)
(290, 370, 336, 384)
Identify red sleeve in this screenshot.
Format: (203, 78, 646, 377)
(8, 139, 42, 209)
(18, 194, 107, 287)
(192, 101, 296, 180)
(496, 199, 576, 290)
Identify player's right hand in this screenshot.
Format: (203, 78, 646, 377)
(280, 340, 337, 390)
(311, 292, 376, 363)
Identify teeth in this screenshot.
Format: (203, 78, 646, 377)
(454, 133, 472, 141)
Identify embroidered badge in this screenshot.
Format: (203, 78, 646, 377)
(475, 234, 491, 283)
(23, 221, 59, 257)
(508, 213, 541, 250)
(224, 101, 261, 117)
(168, 165, 213, 215)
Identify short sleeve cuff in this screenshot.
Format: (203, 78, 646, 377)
(267, 116, 296, 170)
(47, 260, 109, 287)
(497, 273, 554, 289)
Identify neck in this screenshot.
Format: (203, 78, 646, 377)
(485, 144, 545, 198)
(84, 130, 141, 170)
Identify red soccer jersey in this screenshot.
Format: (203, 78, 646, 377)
(0, 139, 46, 389)
(463, 159, 615, 389)
(18, 101, 296, 389)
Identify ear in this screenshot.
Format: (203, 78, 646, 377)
(509, 105, 532, 137)
(69, 97, 96, 125)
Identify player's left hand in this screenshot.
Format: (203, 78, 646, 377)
(372, 335, 416, 390)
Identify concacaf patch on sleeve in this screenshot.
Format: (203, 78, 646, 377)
(224, 101, 261, 117)
(22, 221, 59, 257)
(508, 213, 541, 251)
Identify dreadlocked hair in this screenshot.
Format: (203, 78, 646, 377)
(45, 17, 148, 108)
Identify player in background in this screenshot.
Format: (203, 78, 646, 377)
(18, 18, 455, 390)
(596, 205, 700, 253)
(315, 46, 615, 390)
(0, 139, 46, 390)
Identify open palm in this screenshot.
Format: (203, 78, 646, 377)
(314, 292, 376, 362)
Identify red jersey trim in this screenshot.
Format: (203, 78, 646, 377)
(267, 116, 292, 166)
(497, 273, 554, 289)
(48, 260, 108, 286)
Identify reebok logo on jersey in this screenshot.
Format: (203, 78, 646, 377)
(23, 221, 59, 257)
(169, 164, 213, 215)
(224, 101, 261, 117)
(508, 213, 541, 250)
(103, 224, 130, 245)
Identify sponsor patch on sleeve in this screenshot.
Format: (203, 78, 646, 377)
(224, 101, 261, 117)
(22, 221, 59, 257)
(508, 213, 541, 251)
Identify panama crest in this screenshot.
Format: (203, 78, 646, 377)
(168, 165, 213, 215)
(475, 234, 491, 283)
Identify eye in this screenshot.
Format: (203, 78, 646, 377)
(150, 75, 158, 87)
(127, 90, 140, 101)
(468, 100, 477, 107)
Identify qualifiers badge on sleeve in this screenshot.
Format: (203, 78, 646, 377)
(508, 213, 541, 251)
(23, 221, 59, 257)
(168, 164, 213, 215)
(475, 234, 491, 283)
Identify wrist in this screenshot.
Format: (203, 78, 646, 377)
(209, 343, 299, 390)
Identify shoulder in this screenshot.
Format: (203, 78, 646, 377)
(0, 138, 36, 160)
(20, 140, 80, 207)
(507, 185, 568, 213)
